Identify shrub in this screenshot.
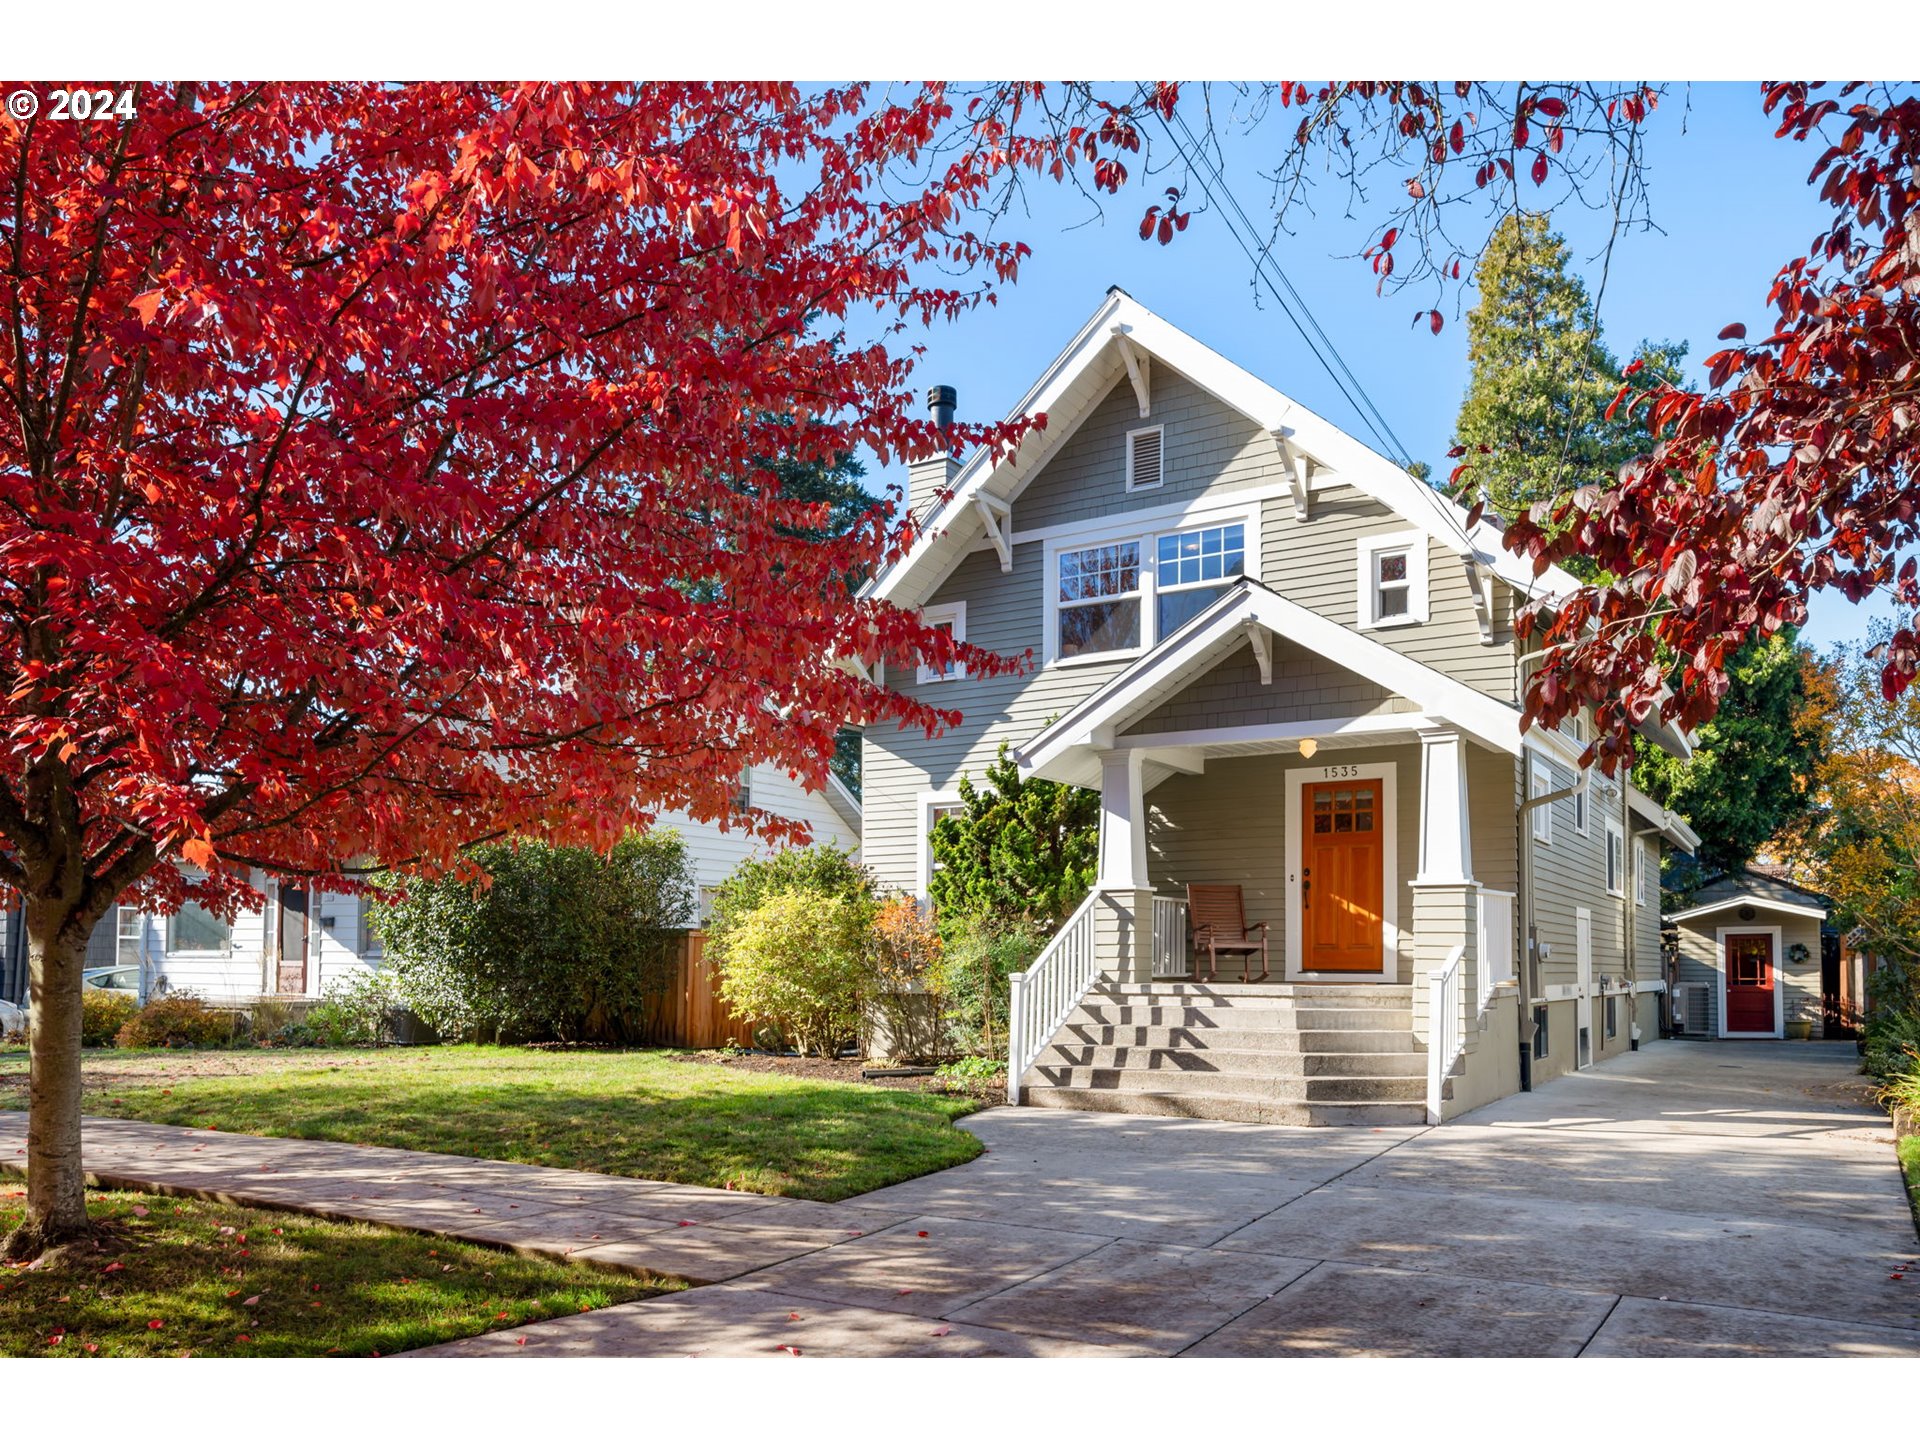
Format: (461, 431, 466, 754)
(715, 889, 869, 1058)
(81, 989, 137, 1047)
(707, 842, 874, 956)
(116, 992, 237, 1049)
(927, 742, 1097, 948)
(375, 830, 696, 1044)
(939, 911, 1047, 1056)
(1863, 1005, 1920, 1081)
(304, 970, 404, 1047)
(247, 997, 300, 1039)
(866, 895, 950, 1063)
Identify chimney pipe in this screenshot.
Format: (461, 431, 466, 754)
(927, 384, 957, 433)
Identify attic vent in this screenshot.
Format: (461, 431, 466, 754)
(1126, 425, 1163, 492)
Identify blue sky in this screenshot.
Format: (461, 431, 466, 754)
(866, 82, 1884, 654)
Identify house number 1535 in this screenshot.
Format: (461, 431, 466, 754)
(1320, 764, 1360, 780)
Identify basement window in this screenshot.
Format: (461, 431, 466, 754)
(1532, 1004, 1550, 1060)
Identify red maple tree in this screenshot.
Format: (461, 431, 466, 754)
(0, 81, 1047, 1253)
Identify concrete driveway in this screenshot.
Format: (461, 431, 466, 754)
(424, 1040, 1920, 1358)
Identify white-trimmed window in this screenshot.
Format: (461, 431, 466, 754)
(1356, 530, 1430, 629)
(1605, 819, 1626, 897)
(1125, 425, 1164, 492)
(917, 602, 967, 684)
(917, 791, 965, 900)
(167, 900, 232, 955)
(1636, 838, 1654, 907)
(1573, 776, 1589, 836)
(731, 767, 753, 814)
(1529, 763, 1554, 844)
(1056, 540, 1143, 659)
(1154, 522, 1245, 636)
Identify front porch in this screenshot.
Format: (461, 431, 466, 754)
(1004, 580, 1523, 1121)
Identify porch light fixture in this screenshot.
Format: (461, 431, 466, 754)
(1297, 738, 1318, 759)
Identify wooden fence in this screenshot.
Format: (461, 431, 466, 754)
(636, 931, 756, 1049)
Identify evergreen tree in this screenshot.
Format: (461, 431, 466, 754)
(1632, 629, 1826, 883)
(1454, 214, 1684, 524)
(928, 742, 1099, 939)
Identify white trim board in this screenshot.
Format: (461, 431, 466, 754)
(1716, 924, 1786, 1039)
(1668, 896, 1828, 925)
(1283, 760, 1400, 984)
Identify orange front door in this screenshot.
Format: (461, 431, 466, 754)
(1302, 779, 1385, 972)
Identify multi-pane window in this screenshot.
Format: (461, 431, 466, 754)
(1056, 542, 1142, 658)
(1372, 547, 1413, 622)
(1154, 523, 1245, 636)
(168, 900, 232, 954)
(924, 800, 965, 896)
(1311, 786, 1377, 835)
(918, 602, 966, 683)
(1605, 821, 1625, 897)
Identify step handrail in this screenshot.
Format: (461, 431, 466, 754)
(1006, 889, 1102, 1105)
(1426, 942, 1467, 1125)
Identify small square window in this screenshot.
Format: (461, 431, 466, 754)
(1357, 531, 1427, 628)
(918, 603, 967, 683)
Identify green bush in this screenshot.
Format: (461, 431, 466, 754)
(938, 911, 1047, 1056)
(303, 970, 404, 1047)
(706, 842, 875, 956)
(1863, 1005, 1920, 1081)
(714, 889, 870, 1058)
(116, 992, 237, 1049)
(374, 830, 696, 1044)
(81, 989, 137, 1047)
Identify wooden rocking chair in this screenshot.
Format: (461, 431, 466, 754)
(1186, 883, 1271, 983)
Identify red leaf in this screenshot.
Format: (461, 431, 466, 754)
(1717, 322, 1747, 341)
(1380, 227, 1399, 251)
(1429, 310, 1444, 336)
(147, 1319, 164, 1330)
(1536, 96, 1566, 118)
(1531, 153, 1549, 186)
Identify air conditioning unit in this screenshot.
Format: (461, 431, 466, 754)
(1673, 982, 1710, 1038)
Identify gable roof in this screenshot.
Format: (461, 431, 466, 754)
(823, 772, 862, 832)
(1015, 578, 1526, 786)
(868, 288, 1581, 614)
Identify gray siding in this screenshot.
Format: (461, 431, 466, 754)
(1674, 905, 1825, 1038)
(1123, 640, 1407, 736)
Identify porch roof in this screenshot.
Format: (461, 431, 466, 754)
(1013, 578, 1526, 787)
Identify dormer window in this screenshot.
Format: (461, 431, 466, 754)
(1125, 425, 1164, 492)
(1356, 530, 1430, 629)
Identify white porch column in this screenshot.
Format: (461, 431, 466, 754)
(1414, 728, 1474, 886)
(1095, 748, 1153, 982)
(1096, 749, 1149, 892)
(1410, 728, 1478, 1080)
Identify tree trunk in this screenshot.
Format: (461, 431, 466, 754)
(2, 898, 93, 1259)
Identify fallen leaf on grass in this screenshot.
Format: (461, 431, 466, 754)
(130, 1205, 149, 1218)
(243, 1295, 261, 1306)
(146, 1319, 163, 1330)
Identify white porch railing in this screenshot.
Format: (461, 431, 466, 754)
(1477, 887, 1516, 1016)
(1006, 890, 1101, 1105)
(1151, 895, 1189, 978)
(1426, 943, 1467, 1125)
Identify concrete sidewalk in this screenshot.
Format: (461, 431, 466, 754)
(6, 1040, 1918, 1357)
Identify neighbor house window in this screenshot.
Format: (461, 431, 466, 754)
(1154, 522, 1245, 636)
(358, 894, 385, 958)
(1529, 763, 1554, 844)
(917, 602, 967, 684)
(1356, 531, 1429, 628)
(168, 901, 232, 954)
(731, 767, 753, 814)
(1125, 425, 1164, 492)
(1605, 820, 1625, 897)
(1056, 541, 1142, 658)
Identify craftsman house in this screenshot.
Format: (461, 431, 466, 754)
(860, 288, 1697, 1124)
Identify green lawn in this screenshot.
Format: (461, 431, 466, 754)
(0, 1046, 983, 1201)
(0, 1187, 666, 1357)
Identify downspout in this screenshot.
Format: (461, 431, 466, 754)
(1514, 647, 1584, 1090)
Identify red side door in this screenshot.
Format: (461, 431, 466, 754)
(1723, 932, 1775, 1034)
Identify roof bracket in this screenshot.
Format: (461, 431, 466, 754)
(1244, 618, 1273, 685)
(975, 495, 1013, 574)
(1465, 558, 1496, 644)
(1274, 429, 1310, 522)
(1111, 325, 1151, 417)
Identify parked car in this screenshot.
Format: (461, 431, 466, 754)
(82, 964, 142, 995)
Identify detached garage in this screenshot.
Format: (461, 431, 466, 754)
(1668, 869, 1835, 1040)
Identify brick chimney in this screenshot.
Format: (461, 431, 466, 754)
(907, 384, 961, 521)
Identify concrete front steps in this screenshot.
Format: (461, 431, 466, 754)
(1021, 981, 1428, 1126)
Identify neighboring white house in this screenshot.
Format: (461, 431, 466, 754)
(859, 288, 1700, 1124)
(0, 763, 860, 1008)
